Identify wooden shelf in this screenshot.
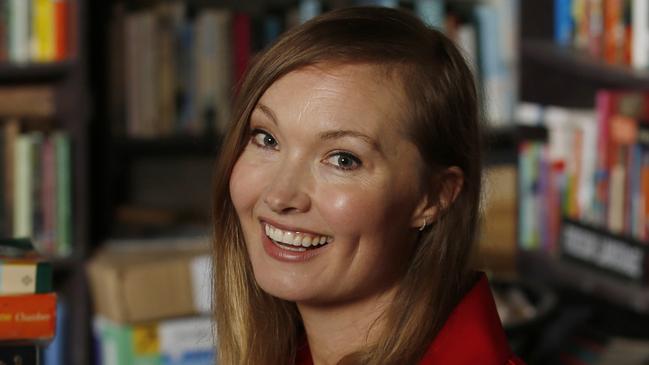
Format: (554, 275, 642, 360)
(518, 250, 649, 314)
(522, 39, 649, 89)
(0, 61, 75, 82)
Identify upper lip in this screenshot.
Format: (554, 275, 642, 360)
(259, 217, 330, 237)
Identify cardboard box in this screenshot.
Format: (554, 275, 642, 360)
(87, 237, 212, 324)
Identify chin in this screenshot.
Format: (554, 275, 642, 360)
(254, 272, 316, 303)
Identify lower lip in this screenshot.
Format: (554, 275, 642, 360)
(261, 229, 330, 262)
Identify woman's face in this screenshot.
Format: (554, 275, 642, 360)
(230, 64, 430, 306)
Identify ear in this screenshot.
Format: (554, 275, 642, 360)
(410, 166, 464, 229)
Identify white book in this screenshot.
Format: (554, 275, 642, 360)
(632, 0, 649, 69)
(8, 0, 30, 63)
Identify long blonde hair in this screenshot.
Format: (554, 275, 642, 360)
(212, 7, 483, 364)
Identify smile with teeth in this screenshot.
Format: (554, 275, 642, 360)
(264, 223, 333, 252)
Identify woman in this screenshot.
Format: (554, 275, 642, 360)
(212, 6, 525, 365)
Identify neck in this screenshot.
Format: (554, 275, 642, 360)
(297, 285, 399, 365)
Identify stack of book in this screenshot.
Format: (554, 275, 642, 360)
(87, 237, 215, 365)
(0, 238, 57, 365)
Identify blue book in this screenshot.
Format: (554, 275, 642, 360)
(43, 299, 67, 365)
(554, 0, 573, 46)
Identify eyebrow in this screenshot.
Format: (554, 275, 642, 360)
(254, 102, 382, 152)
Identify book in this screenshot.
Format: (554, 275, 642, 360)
(0, 343, 42, 365)
(0, 0, 7, 62)
(53, 0, 69, 61)
(0, 259, 52, 295)
(13, 134, 34, 239)
(2, 120, 19, 238)
(53, 132, 71, 257)
(0, 292, 57, 341)
(8, 0, 30, 63)
(32, 0, 56, 62)
(554, 0, 574, 46)
(0, 86, 56, 119)
(632, 0, 649, 69)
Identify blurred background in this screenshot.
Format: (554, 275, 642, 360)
(1, 0, 649, 364)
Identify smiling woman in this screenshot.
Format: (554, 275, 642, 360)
(212, 6, 525, 365)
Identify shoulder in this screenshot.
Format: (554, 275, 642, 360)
(418, 273, 527, 365)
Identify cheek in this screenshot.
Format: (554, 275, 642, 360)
(229, 158, 263, 215)
(317, 183, 402, 235)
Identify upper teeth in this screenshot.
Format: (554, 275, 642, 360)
(264, 224, 332, 248)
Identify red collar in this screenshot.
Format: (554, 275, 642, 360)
(296, 273, 522, 365)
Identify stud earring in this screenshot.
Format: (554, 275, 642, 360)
(418, 218, 428, 231)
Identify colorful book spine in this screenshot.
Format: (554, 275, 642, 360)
(32, 0, 56, 62)
(0, 292, 57, 341)
(53, 0, 69, 60)
(13, 134, 33, 239)
(0, 259, 52, 295)
(633, 0, 649, 69)
(8, 0, 30, 63)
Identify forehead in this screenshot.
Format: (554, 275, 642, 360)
(256, 63, 408, 134)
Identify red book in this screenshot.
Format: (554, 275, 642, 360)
(54, 0, 70, 60)
(0, 293, 57, 341)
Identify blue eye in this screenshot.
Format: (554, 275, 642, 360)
(325, 152, 362, 171)
(251, 129, 278, 149)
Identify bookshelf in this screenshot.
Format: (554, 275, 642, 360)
(1, 0, 92, 363)
(517, 1, 649, 318)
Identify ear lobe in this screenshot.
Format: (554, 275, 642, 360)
(410, 166, 464, 229)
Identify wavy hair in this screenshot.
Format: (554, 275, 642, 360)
(212, 6, 483, 364)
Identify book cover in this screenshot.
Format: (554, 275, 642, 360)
(0, 292, 57, 341)
(159, 317, 214, 365)
(0, 259, 52, 295)
(94, 317, 162, 365)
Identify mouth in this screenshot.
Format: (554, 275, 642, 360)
(262, 222, 333, 252)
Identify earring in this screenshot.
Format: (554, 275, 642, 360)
(418, 218, 428, 231)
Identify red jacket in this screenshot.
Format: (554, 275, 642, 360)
(296, 273, 526, 365)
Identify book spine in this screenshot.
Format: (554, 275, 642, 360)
(30, 132, 44, 252)
(603, 0, 623, 64)
(41, 136, 56, 255)
(32, 0, 55, 62)
(0, 260, 53, 295)
(0, 293, 57, 341)
(13, 134, 33, 239)
(632, 0, 649, 69)
(0, 0, 8, 62)
(54, 132, 71, 257)
(555, 0, 574, 46)
(53, 0, 68, 60)
(8, 0, 30, 63)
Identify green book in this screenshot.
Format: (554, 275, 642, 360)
(53, 132, 72, 257)
(13, 134, 33, 239)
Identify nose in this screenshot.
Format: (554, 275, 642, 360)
(262, 159, 312, 214)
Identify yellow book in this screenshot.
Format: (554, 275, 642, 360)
(32, 0, 55, 62)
